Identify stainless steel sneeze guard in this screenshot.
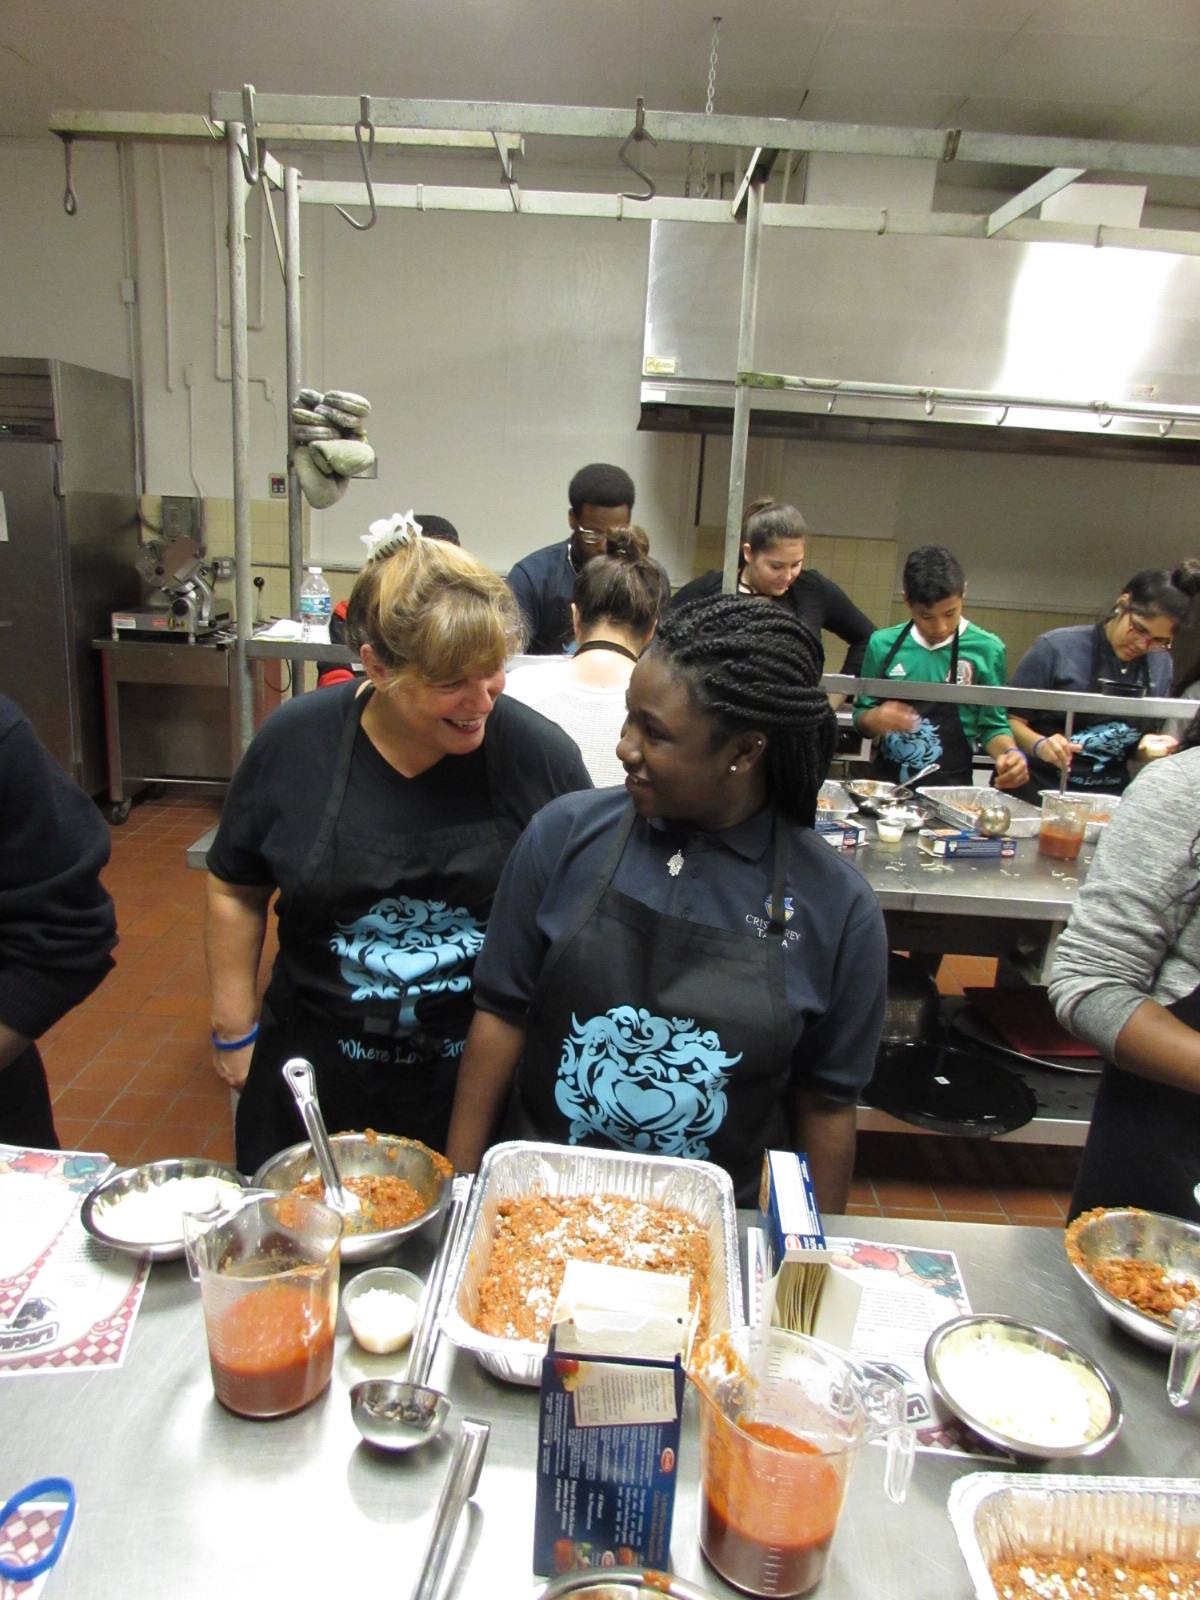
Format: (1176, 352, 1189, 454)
(949, 1473, 1200, 1600)
(441, 1142, 743, 1387)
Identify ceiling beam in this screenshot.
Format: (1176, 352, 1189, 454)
(49, 110, 521, 155)
(209, 91, 1200, 179)
(986, 167, 1086, 236)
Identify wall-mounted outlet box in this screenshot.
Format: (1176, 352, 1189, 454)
(212, 557, 235, 580)
(269, 474, 287, 499)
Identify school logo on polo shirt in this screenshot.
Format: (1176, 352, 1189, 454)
(555, 1004, 741, 1161)
(330, 895, 484, 1029)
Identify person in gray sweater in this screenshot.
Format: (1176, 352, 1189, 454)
(1049, 745, 1200, 1219)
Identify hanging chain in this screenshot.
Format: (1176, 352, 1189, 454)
(686, 16, 721, 198)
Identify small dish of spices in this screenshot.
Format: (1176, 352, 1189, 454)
(343, 1266, 424, 1355)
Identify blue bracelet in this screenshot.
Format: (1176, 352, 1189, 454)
(211, 1023, 259, 1052)
(0, 1477, 76, 1581)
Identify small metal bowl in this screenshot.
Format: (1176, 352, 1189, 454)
(80, 1157, 250, 1261)
(253, 1132, 448, 1263)
(925, 1314, 1122, 1459)
(537, 1573, 723, 1599)
(847, 778, 903, 815)
(1065, 1207, 1200, 1351)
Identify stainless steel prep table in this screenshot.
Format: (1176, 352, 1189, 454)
(8, 1214, 1194, 1600)
(846, 829, 1100, 1145)
(849, 825, 1092, 969)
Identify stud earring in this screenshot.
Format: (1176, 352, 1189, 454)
(729, 763, 737, 773)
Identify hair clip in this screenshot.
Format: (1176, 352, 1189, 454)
(362, 510, 423, 562)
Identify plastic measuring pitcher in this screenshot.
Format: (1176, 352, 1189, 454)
(689, 1327, 914, 1597)
(183, 1191, 342, 1419)
(1038, 793, 1092, 862)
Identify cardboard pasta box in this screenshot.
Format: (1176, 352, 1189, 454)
(532, 1262, 688, 1577)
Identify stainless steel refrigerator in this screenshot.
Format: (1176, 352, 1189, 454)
(0, 358, 140, 795)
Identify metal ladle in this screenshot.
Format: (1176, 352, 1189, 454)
(350, 1178, 470, 1453)
(281, 1057, 360, 1217)
(410, 1417, 490, 1600)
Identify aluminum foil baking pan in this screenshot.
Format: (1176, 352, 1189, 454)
(818, 779, 854, 815)
(441, 1142, 743, 1386)
(949, 1472, 1200, 1600)
(922, 786, 1042, 838)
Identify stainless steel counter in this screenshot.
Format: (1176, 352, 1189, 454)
(9, 1215, 1194, 1599)
(849, 829, 1092, 922)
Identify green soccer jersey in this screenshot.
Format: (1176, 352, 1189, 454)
(852, 618, 1013, 752)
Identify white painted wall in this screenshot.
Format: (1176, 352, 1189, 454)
(1, 138, 1198, 603)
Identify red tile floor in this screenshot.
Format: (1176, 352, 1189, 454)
(40, 793, 1081, 1225)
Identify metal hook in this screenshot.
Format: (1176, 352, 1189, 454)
(335, 97, 379, 231)
(1095, 403, 1113, 428)
(618, 96, 657, 202)
(922, 391, 935, 416)
(238, 84, 263, 186)
(996, 405, 1009, 425)
(61, 135, 78, 216)
(1159, 418, 1176, 437)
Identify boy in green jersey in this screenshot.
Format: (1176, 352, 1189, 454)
(853, 545, 1028, 792)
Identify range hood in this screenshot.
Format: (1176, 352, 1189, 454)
(639, 221, 1200, 460)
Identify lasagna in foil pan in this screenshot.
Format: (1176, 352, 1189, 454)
(441, 1142, 743, 1386)
(950, 1473, 1200, 1600)
(922, 786, 1042, 838)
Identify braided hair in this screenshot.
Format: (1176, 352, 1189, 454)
(650, 595, 835, 825)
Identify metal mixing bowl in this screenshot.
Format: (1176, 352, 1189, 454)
(847, 778, 903, 815)
(81, 1157, 249, 1261)
(253, 1132, 448, 1263)
(1065, 1207, 1200, 1351)
(925, 1314, 1122, 1459)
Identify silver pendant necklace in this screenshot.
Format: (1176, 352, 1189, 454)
(667, 848, 685, 877)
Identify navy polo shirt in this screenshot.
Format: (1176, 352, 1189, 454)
(474, 787, 888, 1104)
(507, 541, 576, 655)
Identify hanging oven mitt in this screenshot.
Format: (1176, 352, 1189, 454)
(309, 439, 376, 479)
(293, 445, 348, 510)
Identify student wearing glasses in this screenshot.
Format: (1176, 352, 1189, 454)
(507, 463, 638, 654)
(1006, 563, 1200, 803)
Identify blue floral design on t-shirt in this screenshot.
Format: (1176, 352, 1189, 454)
(330, 896, 484, 1028)
(555, 1005, 741, 1160)
(880, 717, 942, 784)
(1072, 720, 1140, 782)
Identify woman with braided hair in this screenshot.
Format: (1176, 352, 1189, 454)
(447, 595, 888, 1209)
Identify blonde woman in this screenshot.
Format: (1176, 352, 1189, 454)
(206, 523, 591, 1174)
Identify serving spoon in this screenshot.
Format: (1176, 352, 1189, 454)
(892, 760, 941, 801)
(281, 1057, 360, 1217)
(350, 1177, 471, 1453)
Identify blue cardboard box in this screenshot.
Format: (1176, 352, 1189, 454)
(533, 1325, 685, 1577)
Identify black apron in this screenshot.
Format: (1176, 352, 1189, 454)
(1071, 981, 1200, 1223)
(509, 805, 795, 1206)
(869, 623, 974, 789)
(235, 687, 517, 1174)
(1016, 624, 1151, 804)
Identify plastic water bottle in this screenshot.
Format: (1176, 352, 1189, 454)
(299, 567, 332, 643)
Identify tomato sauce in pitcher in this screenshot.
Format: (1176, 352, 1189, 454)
(700, 1419, 843, 1596)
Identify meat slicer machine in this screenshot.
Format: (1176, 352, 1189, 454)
(110, 535, 231, 643)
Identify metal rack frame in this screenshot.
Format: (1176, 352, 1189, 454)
(48, 90, 1200, 749)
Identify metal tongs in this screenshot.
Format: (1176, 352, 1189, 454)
(281, 1057, 360, 1217)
